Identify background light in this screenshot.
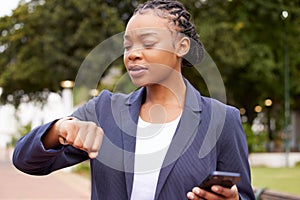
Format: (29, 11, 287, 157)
(282, 10, 289, 19)
(264, 99, 273, 107)
(60, 80, 75, 89)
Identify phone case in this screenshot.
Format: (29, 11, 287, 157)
(199, 171, 241, 191)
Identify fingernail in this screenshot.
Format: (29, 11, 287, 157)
(187, 192, 194, 199)
(89, 152, 98, 159)
(212, 185, 219, 192)
(193, 188, 200, 195)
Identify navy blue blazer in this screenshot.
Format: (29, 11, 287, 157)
(13, 79, 255, 200)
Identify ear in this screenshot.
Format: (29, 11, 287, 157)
(176, 36, 190, 57)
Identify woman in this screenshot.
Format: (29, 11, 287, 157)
(13, 0, 255, 199)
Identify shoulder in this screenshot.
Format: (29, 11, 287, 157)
(200, 96, 239, 117)
(95, 88, 143, 104)
(184, 78, 240, 119)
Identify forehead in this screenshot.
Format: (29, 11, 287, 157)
(125, 12, 170, 35)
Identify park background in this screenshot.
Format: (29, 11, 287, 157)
(0, 0, 300, 198)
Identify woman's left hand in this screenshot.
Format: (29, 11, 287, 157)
(187, 185, 239, 200)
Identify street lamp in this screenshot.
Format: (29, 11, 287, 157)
(264, 99, 273, 151)
(60, 80, 75, 115)
(0, 87, 2, 109)
(239, 108, 248, 123)
(0, 87, 3, 102)
(282, 10, 290, 167)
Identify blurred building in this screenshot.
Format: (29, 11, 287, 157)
(0, 90, 74, 161)
(291, 112, 300, 151)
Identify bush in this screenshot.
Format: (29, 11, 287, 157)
(243, 123, 268, 153)
(7, 123, 31, 148)
(72, 161, 90, 179)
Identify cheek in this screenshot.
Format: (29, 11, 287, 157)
(123, 55, 129, 69)
(146, 49, 174, 63)
(150, 50, 177, 67)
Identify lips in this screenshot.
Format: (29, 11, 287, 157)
(128, 65, 148, 78)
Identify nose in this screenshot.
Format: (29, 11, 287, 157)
(126, 48, 142, 61)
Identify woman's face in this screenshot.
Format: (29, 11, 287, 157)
(123, 10, 182, 87)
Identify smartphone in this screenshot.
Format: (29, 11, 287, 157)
(199, 171, 241, 192)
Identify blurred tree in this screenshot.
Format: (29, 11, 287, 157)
(0, 0, 299, 130)
(182, 0, 300, 127)
(103, 0, 138, 22)
(0, 0, 124, 105)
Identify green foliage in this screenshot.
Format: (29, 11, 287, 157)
(185, 0, 300, 126)
(0, 0, 124, 104)
(149, 0, 300, 129)
(0, 0, 299, 131)
(72, 161, 91, 179)
(243, 123, 268, 153)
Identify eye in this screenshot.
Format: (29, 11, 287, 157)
(142, 37, 157, 48)
(143, 42, 155, 48)
(124, 45, 131, 51)
(123, 42, 132, 51)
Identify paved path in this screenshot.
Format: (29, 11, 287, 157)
(0, 159, 91, 200)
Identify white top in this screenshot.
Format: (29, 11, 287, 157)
(130, 115, 181, 200)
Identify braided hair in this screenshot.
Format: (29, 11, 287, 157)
(134, 0, 204, 67)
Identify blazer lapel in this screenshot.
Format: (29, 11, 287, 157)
(116, 81, 203, 199)
(155, 81, 202, 199)
(119, 89, 144, 198)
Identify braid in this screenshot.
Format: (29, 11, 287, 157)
(134, 0, 204, 67)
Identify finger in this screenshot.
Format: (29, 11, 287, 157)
(187, 192, 196, 199)
(88, 152, 99, 159)
(229, 185, 239, 198)
(58, 136, 69, 145)
(192, 187, 216, 200)
(73, 130, 86, 149)
(187, 191, 204, 200)
(82, 122, 98, 151)
(72, 122, 89, 149)
(211, 185, 237, 198)
(89, 127, 104, 158)
(84, 126, 103, 159)
(192, 187, 202, 197)
(64, 121, 79, 145)
(57, 120, 77, 145)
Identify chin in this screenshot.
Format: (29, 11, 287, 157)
(130, 78, 147, 87)
(130, 76, 160, 88)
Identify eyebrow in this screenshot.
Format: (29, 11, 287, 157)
(124, 31, 159, 40)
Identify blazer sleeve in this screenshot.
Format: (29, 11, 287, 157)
(12, 90, 112, 175)
(216, 106, 255, 200)
(12, 121, 88, 175)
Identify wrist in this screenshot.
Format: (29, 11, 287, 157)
(55, 117, 76, 145)
(42, 117, 75, 149)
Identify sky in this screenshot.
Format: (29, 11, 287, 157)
(0, 0, 21, 17)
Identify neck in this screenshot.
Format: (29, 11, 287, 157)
(145, 77, 186, 107)
(141, 79, 186, 123)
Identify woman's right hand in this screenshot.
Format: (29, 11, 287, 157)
(44, 117, 104, 159)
